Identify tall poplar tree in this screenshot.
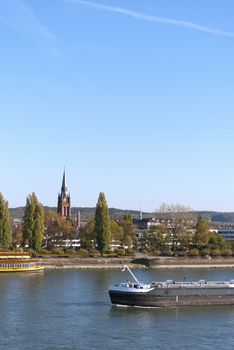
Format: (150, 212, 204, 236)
(95, 192, 111, 254)
(193, 215, 209, 247)
(0, 192, 12, 249)
(23, 193, 44, 251)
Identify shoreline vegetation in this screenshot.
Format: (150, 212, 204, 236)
(39, 256, 234, 270)
(2, 191, 234, 268)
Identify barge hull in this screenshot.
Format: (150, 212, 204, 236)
(109, 291, 234, 307)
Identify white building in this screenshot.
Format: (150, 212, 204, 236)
(218, 226, 234, 241)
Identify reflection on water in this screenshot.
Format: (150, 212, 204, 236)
(0, 269, 234, 349)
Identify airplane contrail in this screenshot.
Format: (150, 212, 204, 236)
(65, 0, 234, 38)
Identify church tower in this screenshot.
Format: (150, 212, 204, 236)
(57, 169, 71, 219)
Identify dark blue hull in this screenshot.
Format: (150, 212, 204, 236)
(109, 287, 234, 307)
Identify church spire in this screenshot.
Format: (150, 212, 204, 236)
(57, 168, 71, 219)
(61, 168, 67, 195)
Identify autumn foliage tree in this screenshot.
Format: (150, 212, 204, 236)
(44, 210, 76, 245)
(158, 203, 195, 252)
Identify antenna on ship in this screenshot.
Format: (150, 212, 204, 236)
(122, 265, 141, 285)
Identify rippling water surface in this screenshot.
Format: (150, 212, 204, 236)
(1, 268, 234, 349)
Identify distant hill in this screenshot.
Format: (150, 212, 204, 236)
(9, 206, 152, 222)
(196, 211, 234, 224)
(9, 207, 25, 219)
(9, 207, 234, 224)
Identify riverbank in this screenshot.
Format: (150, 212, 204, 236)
(38, 256, 234, 269)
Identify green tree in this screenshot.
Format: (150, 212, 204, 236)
(79, 219, 96, 249)
(33, 203, 44, 251)
(123, 235, 132, 249)
(208, 232, 225, 250)
(23, 193, 45, 251)
(118, 214, 134, 239)
(95, 192, 111, 254)
(188, 248, 199, 257)
(177, 231, 193, 251)
(193, 215, 210, 247)
(138, 231, 151, 252)
(110, 219, 124, 241)
(149, 229, 165, 253)
(0, 192, 12, 248)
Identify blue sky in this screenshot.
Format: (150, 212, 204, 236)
(1, 0, 234, 212)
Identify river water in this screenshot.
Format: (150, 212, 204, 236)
(1, 268, 234, 349)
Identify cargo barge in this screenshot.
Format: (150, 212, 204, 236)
(0, 252, 44, 272)
(108, 265, 234, 307)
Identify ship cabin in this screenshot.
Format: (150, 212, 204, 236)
(0, 252, 44, 272)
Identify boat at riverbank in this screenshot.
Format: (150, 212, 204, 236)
(108, 265, 234, 307)
(0, 252, 44, 272)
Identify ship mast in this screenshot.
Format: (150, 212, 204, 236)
(122, 265, 141, 285)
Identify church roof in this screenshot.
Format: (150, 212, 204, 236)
(61, 169, 67, 195)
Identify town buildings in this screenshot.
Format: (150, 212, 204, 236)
(217, 226, 234, 241)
